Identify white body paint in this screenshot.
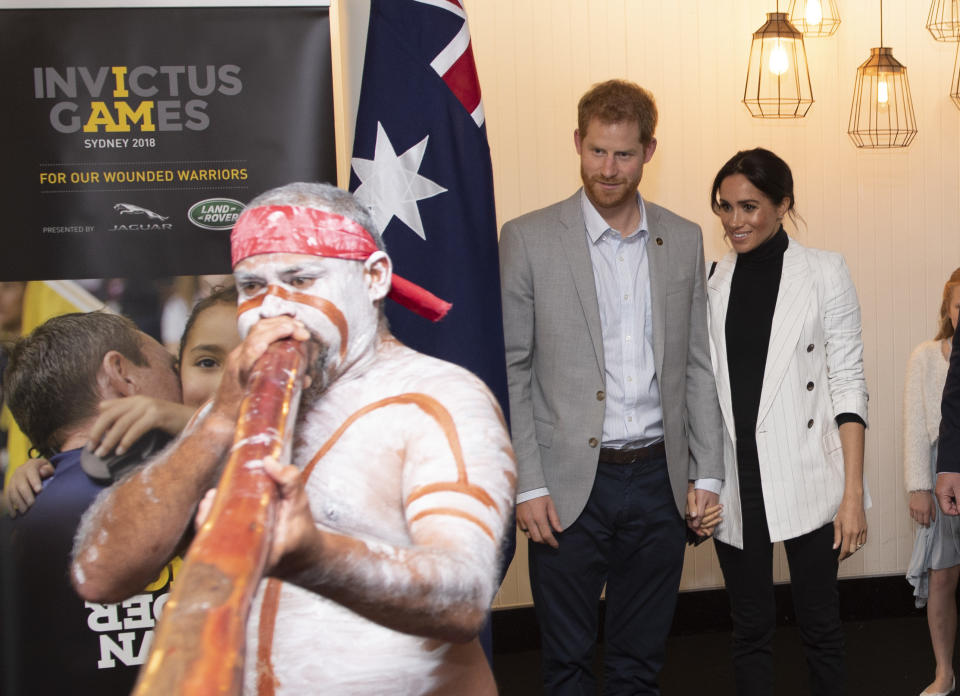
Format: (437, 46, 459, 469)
(241, 341, 515, 694)
(231, 252, 515, 695)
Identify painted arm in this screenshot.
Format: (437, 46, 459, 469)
(263, 382, 516, 643)
(71, 406, 235, 602)
(72, 317, 311, 602)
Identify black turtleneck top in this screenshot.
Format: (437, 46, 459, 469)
(724, 227, 864, 443)
(725, 227, 789, 438)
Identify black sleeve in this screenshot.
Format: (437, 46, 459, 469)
(835, 413, 866, 428)
(937, 328, 960, 473)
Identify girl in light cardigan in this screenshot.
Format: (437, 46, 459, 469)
(905, 267, 960, 696)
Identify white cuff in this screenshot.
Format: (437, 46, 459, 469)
(694, 478, 722, 495)
(516, 487, 550, 504)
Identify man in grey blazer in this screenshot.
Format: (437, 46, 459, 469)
(499, 80, 723, 695)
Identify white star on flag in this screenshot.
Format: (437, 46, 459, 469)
(351, 122, 447, 240)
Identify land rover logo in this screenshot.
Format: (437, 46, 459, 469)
(188, 198, 245, 230)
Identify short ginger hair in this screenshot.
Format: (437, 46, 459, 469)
(577, 79, 658, 146)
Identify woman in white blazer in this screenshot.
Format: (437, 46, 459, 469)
(904, 268, 960, 696)
(706, 148, 869, 696)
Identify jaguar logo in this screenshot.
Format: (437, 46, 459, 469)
(114, 203, 168, 221)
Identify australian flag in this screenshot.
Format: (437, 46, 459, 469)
(349, 0, 512, 658)
(349, 0, 508, 422)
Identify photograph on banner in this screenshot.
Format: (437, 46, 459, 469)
(0, 274, 239, 487)
(0, 6, 336, 281)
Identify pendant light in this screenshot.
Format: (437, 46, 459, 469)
(743, 1, 814, 118)
(927, 0, 960, 42)
(848, 0, 917, 148)
(788, 0, 841, 37)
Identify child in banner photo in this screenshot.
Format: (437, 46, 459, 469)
(2, 284, 240, 516)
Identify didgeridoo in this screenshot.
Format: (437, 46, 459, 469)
(133, 339, 306, 695)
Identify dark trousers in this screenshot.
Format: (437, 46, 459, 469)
(529, 455, 685, 696)
(714, 439, 844, 696)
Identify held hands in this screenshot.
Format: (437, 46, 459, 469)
(516, 496, 563, 548)
(908, 490, 937, 527)
(833, 495, 867, 560)
(685, 481, 723, 538)
(2, 458, 54, 517)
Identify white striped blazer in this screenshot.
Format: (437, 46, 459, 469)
(707, 237, 870, 549)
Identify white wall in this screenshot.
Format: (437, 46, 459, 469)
(334, 0, 960, 607)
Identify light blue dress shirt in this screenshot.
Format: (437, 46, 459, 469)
(516, 190, 719, 504)
(582, 190, 663, 448)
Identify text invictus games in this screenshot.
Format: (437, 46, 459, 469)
(34, 64, 243, 134)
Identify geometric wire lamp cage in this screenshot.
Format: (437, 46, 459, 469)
(927, 0, 960, 42)
(952, 40, 960, 110)
(788, 0, 841, 37)
(743, 10, 815, 118)
(848, 47, 918, 147)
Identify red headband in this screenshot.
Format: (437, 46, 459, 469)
(231, 205, 451, 322)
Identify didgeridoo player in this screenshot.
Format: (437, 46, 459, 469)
(71, 182, 517, 695)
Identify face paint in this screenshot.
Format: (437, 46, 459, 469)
(237, 285, 348, 362)
(234, 253, 379, 390)
(231, 205, 451, 321)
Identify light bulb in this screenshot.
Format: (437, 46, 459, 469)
(878, 80, 889, 104)
(768, 42, 789, 75)
(805, 0, 823, 26)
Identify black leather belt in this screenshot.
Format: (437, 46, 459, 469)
(599, 441, 666, 465)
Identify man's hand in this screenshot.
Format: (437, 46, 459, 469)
(833, 495, 867, 560)
(87, 396, 194, 458)
(936, 473, 960, 516)
(211, 317, 313, 425)
(261, 456, 322, 576)
(2, 458, 54, 517)
(516, 496, 562, 549)
(686, 482, 722, 537)
(909, 490, 937, 527)
(194, 457, 320, 578)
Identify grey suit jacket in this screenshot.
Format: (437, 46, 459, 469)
(499, 190, 723, 528)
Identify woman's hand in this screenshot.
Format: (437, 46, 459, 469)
(908, 490, 937, 527)
(686, 481, 723, 537)
(2, 458, 55, 517)
(87, 396, 195, 458)
(834, 495, 867, 560)
(835, 421, 867, 560)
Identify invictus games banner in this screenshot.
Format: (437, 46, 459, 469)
(0, 6, 336, 281)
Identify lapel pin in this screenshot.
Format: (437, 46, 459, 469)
(655, 237, 663, 246)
